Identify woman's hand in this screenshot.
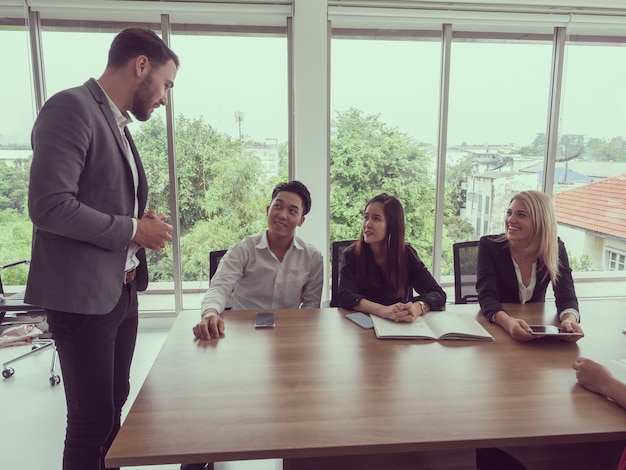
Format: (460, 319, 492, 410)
(385, 302, 423, 323)
(560, 315, 584, 343)
(495, 311, 537, 342)
(573, 357, 612, 395)
(508, 318, 539, 341)
(573, 357, 626, 409)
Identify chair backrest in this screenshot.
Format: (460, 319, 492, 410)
(453, 240, 480, 304)
(0, 260, 43, 323)
(330, 240, 355, 308)
(209, 250, 228, 281)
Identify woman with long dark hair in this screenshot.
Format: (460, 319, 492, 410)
(337, 193, 446, 322)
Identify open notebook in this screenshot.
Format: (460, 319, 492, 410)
(371, 311, 494, 341)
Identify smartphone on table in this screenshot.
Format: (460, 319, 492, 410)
(346, 312, 374, 329)
(528, 325, 582, 336)
(254, 312, 276, 328)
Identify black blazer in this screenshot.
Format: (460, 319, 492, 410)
(26, 78, 149, 315)
(476, 235, 579, 322)
(337, 244, 446, 310)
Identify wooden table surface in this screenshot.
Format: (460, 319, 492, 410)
(106, 300, 626, 468)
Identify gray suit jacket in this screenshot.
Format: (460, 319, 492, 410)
(25, 78, 149, 315)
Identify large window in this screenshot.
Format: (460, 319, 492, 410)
(166, 31, 288, 300)
(42, 29, 115, 98)
(39, 26, 174, 309)
(608, 251, 626, 272)
(4, 1, 626, 311)
(330, 33, 441, 269)
(446, 37, 553, 274)
(555, 39, 626, 274)
(0, 24, 36, 287)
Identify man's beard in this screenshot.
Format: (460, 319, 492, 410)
(131, 72, 155, 121)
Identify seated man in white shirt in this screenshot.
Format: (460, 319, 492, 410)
(192, 180, 324, 340)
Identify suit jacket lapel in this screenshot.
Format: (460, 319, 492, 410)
(84, 78, 128, 156)
(85, 78, 148, 216)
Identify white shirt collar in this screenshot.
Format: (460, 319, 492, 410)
(95, 79, 133, 129)
(257, 230, 303, 252)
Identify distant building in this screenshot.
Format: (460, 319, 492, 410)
(465, 171, 540, 238)
(555, 174, 626, 271)
(447, 144, 541, 173)
(246, 140, 280, 180)
(536, 167, 593, 193)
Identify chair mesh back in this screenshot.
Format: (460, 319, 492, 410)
(330, 241, 355, 308)
(453, 241, 479, 304)
(209, 250, 228, 281)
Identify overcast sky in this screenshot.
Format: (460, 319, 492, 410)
(2, 30, 625, 148)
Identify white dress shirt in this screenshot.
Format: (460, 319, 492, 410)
(512, 259, 579, 322)
(512, 260, 537, 304)
(97, 81, 141, 273)
(201, 231, 324, 315)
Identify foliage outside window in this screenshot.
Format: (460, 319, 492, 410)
(133, 115, 288, 282)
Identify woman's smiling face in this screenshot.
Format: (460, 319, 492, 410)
(505, 198, 533, 244)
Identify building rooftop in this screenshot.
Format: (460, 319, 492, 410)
(474, 170, 533, 180)
(555, 174, 626, 239)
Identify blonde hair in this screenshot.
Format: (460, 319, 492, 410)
(506, 190, 560, 284)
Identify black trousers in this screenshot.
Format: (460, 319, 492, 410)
(46, 281, 138, 470)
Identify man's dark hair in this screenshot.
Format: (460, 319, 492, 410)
(107, 28, 180, 69)
(271, 180, 312, 216)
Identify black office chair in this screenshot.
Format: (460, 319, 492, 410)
(328, 240, 355, 308)
(452, 240, 480, 304)
(209, 249, 227, 281)
(0, 259, 60, 386)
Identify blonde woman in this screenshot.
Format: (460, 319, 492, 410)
(476, 190, 584, 342)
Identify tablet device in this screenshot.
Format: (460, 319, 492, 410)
(346, 312, 374, 329)
(528, 325, 582, 336)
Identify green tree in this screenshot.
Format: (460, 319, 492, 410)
(584, 136, 626, 162)
(568, 252, 593, 272)
(0, 209, 32, 285)
(557, 134, 585, 161)
(134, 115, 284, 281)
(445, 154, 476, 218)
(0, 157, 33, 286)
(330, 108, 438, 267)
(443, 216, 474, 243)
(0, 159, 30, 212)
(441, 154, 476, 273)
(517, 132, 546, 156)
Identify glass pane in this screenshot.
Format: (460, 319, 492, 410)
(42, 29, 115, 98)
(555, 40, 626, 276)
(40, 26, 174, 310)
(167, 32, 288, 306)
(330, 35, 441, 272)
(0, 25, 36, 287)
(446, 39, 553, 275)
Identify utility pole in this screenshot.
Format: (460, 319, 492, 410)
(235, 111, 244, 139)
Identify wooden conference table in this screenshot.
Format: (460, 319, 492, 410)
(107, 300, 626, 469)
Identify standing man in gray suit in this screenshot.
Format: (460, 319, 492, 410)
(25, 28, 179, 470)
